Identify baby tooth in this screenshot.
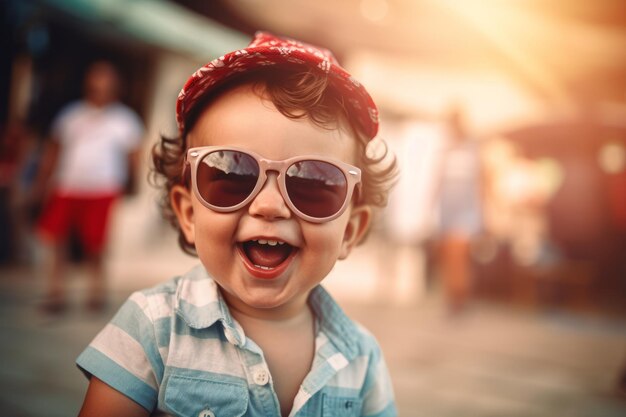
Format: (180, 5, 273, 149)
(253, 239, 286, 246)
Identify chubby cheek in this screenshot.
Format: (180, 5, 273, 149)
(191, 204, 238, 272)
(300, 218, 348, 270)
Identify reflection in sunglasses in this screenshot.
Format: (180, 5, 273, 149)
(287, 161, 347, 187)
(202, 151, 259, 176)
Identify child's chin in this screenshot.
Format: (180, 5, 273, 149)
(238, 289, 300, 311)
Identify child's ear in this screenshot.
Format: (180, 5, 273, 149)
(339, 205, 372, 260)
(170, 184, 195, 245)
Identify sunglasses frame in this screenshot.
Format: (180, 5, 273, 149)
(185, 146, 362, 223)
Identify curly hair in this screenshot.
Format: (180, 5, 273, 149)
(150, 67, 398, 255)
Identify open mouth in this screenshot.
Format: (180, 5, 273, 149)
(240, 239, 297, 274)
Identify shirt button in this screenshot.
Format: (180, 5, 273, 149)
(253, 369, 270, 385)
(198, 409, 215, 417)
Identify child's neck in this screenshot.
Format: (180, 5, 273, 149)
(223, 291, 311, 323)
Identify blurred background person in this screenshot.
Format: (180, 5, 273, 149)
(0, 119, 32, 264)
(431, 104, 484, 315)
(32, 60, 144, 314)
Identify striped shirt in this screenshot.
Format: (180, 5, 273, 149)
(76, 264, 397, 417)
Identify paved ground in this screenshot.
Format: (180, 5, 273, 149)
(1, 231, 625, 417)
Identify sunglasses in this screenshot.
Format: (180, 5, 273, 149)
(185, 146, 361, 223)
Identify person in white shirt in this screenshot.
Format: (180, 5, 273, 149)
(35, 60, 143, 313)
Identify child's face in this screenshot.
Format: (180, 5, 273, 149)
(171, 84, 371, 318)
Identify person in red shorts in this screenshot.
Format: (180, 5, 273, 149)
(35, 61, 143, 313)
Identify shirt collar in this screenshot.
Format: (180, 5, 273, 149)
(308, 286, 359, 360)
(174, 265, 245, 346)
(174, 264, 359, 359)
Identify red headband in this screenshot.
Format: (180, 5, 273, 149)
(176, 31, 379, 139)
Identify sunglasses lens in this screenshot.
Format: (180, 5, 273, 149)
(197, 150, 259, 208)
(286, 161, 348, 218)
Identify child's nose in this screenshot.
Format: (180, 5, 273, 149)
(248, 173, 292, 220)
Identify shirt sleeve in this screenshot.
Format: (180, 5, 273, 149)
(361, 340, 397, 417)
(49, 102, 77, 143)
(76, 291, 163, 411)
(119, 107, 144, 152)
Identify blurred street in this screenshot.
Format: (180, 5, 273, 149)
(1, 226, 625, 417)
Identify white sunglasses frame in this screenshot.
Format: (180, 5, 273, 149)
(185, 146, 362, 223)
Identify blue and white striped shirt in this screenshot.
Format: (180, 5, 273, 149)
(76, 265, 396, 417)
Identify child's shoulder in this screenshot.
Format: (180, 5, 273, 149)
(351, 320, 385, 358)
(124, 264, 215, 317)
(312, 286, 383, 359)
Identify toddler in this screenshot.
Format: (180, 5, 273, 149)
(77, 32, 398, 417)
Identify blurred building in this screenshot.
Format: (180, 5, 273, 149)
(1, 0, 247, 154)
(0, 0, 247, 263)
